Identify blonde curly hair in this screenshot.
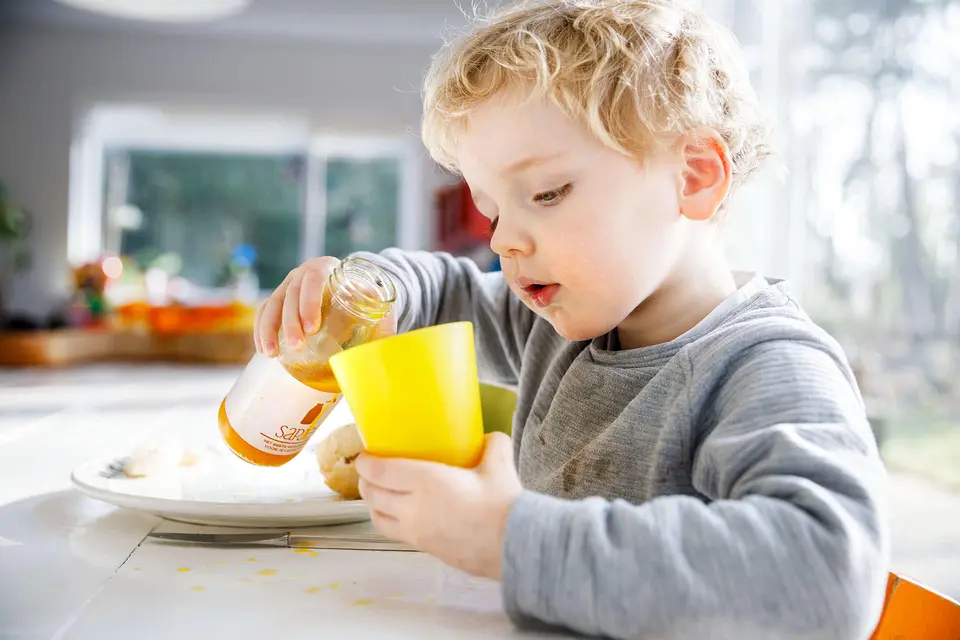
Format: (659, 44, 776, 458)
(422, 0, 772, 194)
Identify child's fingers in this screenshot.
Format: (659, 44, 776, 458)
(355, 453, 446, 493)
(299, 258, 338, 335)
(359, 479, 414, 540)
(258, 270, 296, 356)
(368, 508, 404, 543)
(372, 304, 400, 341)
(281, 267, 307, 349)
(257, 294, 284, 357)
(253, 301, 266, 353)
(478, 432, 514, 474)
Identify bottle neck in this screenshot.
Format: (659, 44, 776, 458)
(328, 257, 396, 321)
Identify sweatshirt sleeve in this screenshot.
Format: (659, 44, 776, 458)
(501, 341, 889, 640)
(353, 249, 537, 386)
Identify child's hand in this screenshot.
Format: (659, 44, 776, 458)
(254, 257, 397, 356)
(355, 432, 522, 580)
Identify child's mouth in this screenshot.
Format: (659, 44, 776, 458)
(520, 283, 560, 308)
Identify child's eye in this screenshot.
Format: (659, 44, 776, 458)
(533, 183, 572, 206)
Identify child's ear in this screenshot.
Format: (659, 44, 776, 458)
(677, 130, 731, 222)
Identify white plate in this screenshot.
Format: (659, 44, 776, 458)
(71, 450, 370, 528)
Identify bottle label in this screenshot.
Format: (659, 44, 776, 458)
(223, 354, 341, 457)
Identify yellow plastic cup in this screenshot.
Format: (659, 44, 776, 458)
(328, 321, 485, 467)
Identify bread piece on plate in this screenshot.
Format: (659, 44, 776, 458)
(315, 423, 364, 499)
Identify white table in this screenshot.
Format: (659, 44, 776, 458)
(0, 365, 567, 639)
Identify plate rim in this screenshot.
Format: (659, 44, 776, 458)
(70, 456, 370, 521)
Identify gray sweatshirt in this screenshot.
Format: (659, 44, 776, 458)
(359, 249, 889, 640)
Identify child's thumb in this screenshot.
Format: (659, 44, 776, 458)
(479, 432, 514, 472)
(372, 305, 399, 341)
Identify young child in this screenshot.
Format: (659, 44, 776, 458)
(256, 1, 889, 637)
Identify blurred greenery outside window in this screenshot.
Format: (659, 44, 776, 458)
(724, 0, 960, 486)
(102, 150, 402, 295)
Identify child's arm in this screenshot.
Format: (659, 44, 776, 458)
(502, 341, 888, 639)
(256, 250, 537, 386)
(355, 249, 537, 385)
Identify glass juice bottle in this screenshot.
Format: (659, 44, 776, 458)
(218, 257, 397, 466)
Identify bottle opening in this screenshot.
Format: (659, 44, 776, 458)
(331, 257, 398, 320)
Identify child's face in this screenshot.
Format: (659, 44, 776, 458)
(457, 93, 698, 342)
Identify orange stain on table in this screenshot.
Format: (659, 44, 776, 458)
(192, 586, 205, 592)
(177, 567, 190, 573)
(305, 587, 322, 594)
(256, 569, 278, 577)
(294, 549, 318, 557)
(329, 582, 340, 589)
(352, 599, 375, 607)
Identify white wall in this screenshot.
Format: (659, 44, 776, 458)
(0, 25, 447, 318)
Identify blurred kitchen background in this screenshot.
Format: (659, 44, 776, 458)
(0, 0, 957, 597)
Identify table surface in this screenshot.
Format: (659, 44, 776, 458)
(0, 365, 569, 639)
(1, 364, 958, 639)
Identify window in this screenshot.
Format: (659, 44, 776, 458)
(708, 0, 960, 600)
(714, 0, 960, 494)
(71, 105, 419, 299)
(323, 157, 400, 260)
(103, 150, 304, 291)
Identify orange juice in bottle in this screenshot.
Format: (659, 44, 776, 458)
(218, 258, 397, 466)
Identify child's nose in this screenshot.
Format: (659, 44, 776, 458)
(489, 215, 534, 257)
